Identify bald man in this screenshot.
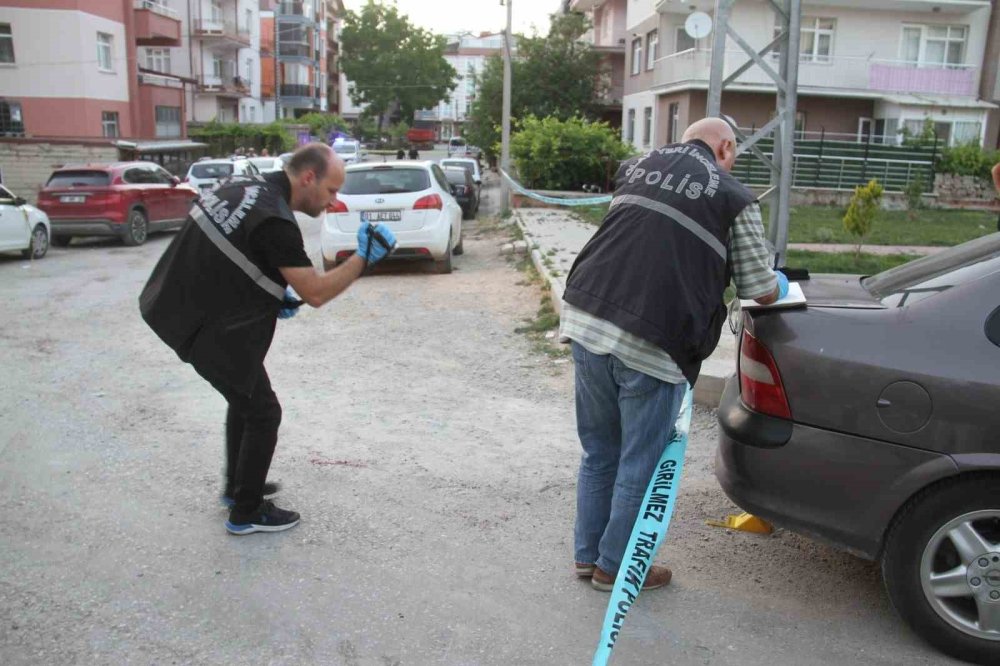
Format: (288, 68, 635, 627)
(140, 143, 396, 535)
(560, 117, 786, 590)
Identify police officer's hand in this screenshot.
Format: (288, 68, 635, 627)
(356, 223, 397, 265)
(775, 271, 789, 300)
(277, 286, 301, 319)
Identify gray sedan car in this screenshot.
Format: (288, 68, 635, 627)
(717, 233, 1000, 664)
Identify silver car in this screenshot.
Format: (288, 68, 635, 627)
(717, 233, 1000, 664)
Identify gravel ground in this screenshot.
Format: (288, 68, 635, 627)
(0, 178, 961, 664)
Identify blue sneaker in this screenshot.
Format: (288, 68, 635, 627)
(225, 500, 300, 535)
(221, 482, 280, 509)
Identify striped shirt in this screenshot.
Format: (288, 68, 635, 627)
(560, 201, 778, 384)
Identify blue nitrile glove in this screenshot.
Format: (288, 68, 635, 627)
(355, 223, 397, 265)
(277, 286, 301, 320)
(775, 271, 790, 300)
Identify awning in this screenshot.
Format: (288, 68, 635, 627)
(881, 94, 998, 109)
(115, 139, 209, 153)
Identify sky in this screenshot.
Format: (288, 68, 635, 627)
(342, 0, 565, 37)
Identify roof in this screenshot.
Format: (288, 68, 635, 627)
(881, 94, 998, 110)
(115, 139, 209, 154)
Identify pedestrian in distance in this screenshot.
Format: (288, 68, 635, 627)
(560, 117, 788, 591)
(991, 161, 1000, 232)
(396, 149, 406, 160)
(139, 143, 397, 535)
(261, 148, 270, 157)
(408, 146, 419, 160)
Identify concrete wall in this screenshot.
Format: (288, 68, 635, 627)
(0, 139, 119, 202)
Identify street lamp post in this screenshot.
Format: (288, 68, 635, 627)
(500, 0, 512, 216)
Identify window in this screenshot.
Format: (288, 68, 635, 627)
(667, 102, 679, 143)
(144, 48, 171, 73)
(246, 57, 253, 87)
(902, 25, 966, 67)
(155, 105, 181, 138)
(631, 38, 642, 75)
(101, 111, 119, 138)
(97, 32, 113, 71)
(646, 30, 658, 70)
(210, 0, 222, 22)
(675, 26, 694, 54)
(773, 17, 834, 63)
(626, 109, 636, 143)
(213, 56, 223, 79)
(642, 107, 652, 146)
(0, 99, 24, 135)
(0, 24, 14, 64)
(245, 8, 253, 34)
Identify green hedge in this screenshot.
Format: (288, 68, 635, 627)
(188, 121, 296, 157)
(935, 143, 1000, 179)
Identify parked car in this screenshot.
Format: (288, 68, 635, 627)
(0, 184, 50, 259)
(446, 136, 467, 157)
(248, 157, 284, 174)
(185, 158, 260, 193)
(442, 166, 479, 219)
(440, 158, 482, 187)
(332, 139, 365, 164)
(715, 233, 1000, 664)
(36, 162, 197, 246)
(320, 161, 463, 274)
(278, 152, 294, 165)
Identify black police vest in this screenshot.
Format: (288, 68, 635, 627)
(563, 139, 756, 385)
(139, 172, 299, 396)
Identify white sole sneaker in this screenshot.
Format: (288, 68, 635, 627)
(225, 518, 299, 535)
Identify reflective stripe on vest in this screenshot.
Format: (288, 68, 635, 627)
(610, 193, 728, 261)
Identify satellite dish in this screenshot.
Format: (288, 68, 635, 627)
(684, 12, 713, 40)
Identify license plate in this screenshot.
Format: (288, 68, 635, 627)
(60, 195, 85, 203)
(362, 210, 402, 222)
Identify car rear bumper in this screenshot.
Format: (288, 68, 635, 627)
(715, 376, 958, 560)
(320, 224, 452, 262)
(49, 219, 123, 237)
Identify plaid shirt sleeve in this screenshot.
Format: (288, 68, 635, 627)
(729, 202, 779, 300)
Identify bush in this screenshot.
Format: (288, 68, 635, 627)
(904, 176, 926, 218)
(814, 226, 836, 243)
(936, 142, 1000, 179)
(510, 115, 634, 191)
(844, 179, 883, 257)
(282, 112, 348, 141)
(188, 121, 295, 157)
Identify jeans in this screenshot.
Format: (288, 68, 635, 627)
(571, 341, 687, 574)
(195, 363, 283, 515)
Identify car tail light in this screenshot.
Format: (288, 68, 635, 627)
(413, 194, 442, 210)
(327, 199, 348, 213)
(739, 327, 791, 419)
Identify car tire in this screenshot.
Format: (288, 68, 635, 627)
(433, 235, 453, 274)
(21, 224, 49, 260)
(122, 209, 149, 246)
(51, 235, 72, 248)
(882, 475, 1000, 665)
(453, 229, 464, 256)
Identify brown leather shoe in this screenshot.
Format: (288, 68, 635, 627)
(575, 562, 596, 578)
(591, 565, 672, 592)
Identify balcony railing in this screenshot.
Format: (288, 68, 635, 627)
(654, 49, 978, 97)
(138, 72, 183, 89)
(280, 83, 315, 98)
(278, 42, 312, 59)
(193, 18, 251, 46)
(198, 73, 250, 96)
(134, 0, 179, 19)
(278, 1, 315, 18)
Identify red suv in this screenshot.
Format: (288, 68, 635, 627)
(37, 162, 198, 247)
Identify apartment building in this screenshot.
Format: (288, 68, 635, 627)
(325, 0, 344, 115)
(568, 0, 627, 129)
(260, 0, 328, 120)
(623, 0, 995, 151)
(0, 0, 189, 140)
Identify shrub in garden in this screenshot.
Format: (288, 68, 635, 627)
(843, 179, 884, 257)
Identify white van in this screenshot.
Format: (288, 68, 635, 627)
(447, 136, 467, 157)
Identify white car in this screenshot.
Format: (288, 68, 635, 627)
(185, 158, 260, 193)
(440, 157, 482, 186)
(332, 140, 365, 164)
(320, 162, 463, 274)
(248, 157, 284, 174)
(0, 184, 50, 260)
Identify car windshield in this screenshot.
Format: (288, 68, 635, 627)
(862, 233, 1000, 307)
(341, 168, 430, 195)
(190, 163, 233, 179)
(333, 143, 358, 155)
(46, 170, 110, 188)
(249, 158, 278, 170)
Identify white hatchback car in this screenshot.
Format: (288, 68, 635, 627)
(321, 162, 463, 273)
(0, 184, 51, 260)
(185, 158, 260, 193)
(332, 140, 365, 165)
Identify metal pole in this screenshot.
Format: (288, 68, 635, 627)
(500, 0, 513, 216)
(274, 8, 281, 121)
(770, 0, 800, 265)
(707, 0, 732, 117)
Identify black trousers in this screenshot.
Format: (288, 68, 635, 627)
(196, 362, 282, 515)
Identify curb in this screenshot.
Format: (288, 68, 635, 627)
(513, 211, 730, 409)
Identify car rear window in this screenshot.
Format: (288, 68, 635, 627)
(190, 163, 234, 179)
(862, 234, 1000, 307)
(442, 160, 474, 174)
(46, 170, 110, 188)
(333, 143, 358, 154)
(443, 169, 467, 184)
(341, 168, 430, 195)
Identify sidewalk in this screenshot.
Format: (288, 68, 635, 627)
(513, 208, 941, 408)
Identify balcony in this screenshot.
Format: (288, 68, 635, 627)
(654, 49, 979, 98)
(197, 73, 251, 98)
(133, 0, 181, 47)
(277, 1, 318, 24)
(279, 83, 321, 109)
(278, 42, 314, 59)
(192, 18, 251, 49)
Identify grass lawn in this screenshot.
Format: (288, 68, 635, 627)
(785, 250, 920, 275)
(572, 202, 997, 246)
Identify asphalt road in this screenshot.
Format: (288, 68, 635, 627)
(0, 179, 963, 665)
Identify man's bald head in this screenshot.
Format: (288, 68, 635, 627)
(682, 117, 738, 172)
(286, 142, 346, 217)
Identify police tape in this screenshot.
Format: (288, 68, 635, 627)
(499, 169, 613, 207)
(592, 384, 693, 665)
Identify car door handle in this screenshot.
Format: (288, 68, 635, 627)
(877, 399, 892, 408)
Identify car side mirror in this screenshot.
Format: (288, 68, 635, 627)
(13, 196, 26, 206)
(170, 176, 180, 186)
(473, 176, 481, 184)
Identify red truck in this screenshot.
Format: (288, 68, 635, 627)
(406, 121, 436, 150)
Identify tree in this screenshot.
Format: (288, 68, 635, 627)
(843, 179, 884, 257)
(340, 1, 457, 131)
(465, 12, 604, 162)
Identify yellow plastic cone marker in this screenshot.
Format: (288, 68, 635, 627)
(706, 512, 774, 534)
